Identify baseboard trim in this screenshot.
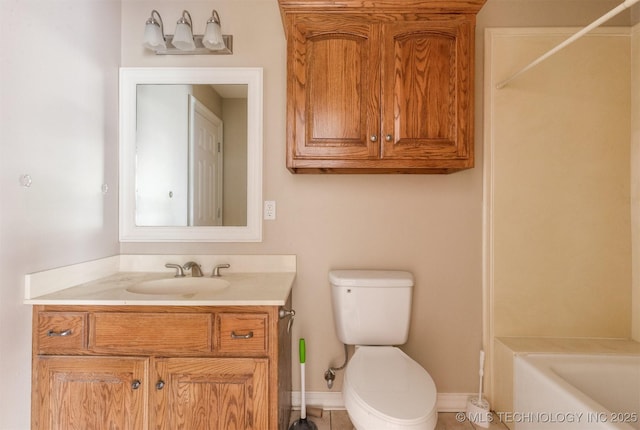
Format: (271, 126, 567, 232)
(291, 392, 474, 412)
(436, 393, 475, 412)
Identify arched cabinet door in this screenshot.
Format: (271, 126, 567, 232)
(34, 356, 148, 430)
(151, 357, 269, 430)
(286, 14, 381, 169)
(381, 16, 474, 166)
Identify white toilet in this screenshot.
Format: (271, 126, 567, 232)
(330, 270, 437, 430)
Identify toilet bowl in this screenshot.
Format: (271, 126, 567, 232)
(343, 346, 437, 430)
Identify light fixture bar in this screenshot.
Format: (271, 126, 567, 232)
(151, 34, 233, 55)
(143, 8, 234, 55)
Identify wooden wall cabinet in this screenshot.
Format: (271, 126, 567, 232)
(279, 0, 486, 173)
(32, 303, 292, 430)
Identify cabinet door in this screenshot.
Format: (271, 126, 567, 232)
(34, 356, 148, 430)
(381, 16, 474, 166)
(152, 357, 268, 430)
(286, 14, 381, 168)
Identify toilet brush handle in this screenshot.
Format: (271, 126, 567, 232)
(478, 350, 485, 399)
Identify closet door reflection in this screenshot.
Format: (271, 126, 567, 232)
(190, 96, 223, 226)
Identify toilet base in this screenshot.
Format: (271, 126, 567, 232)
(346, 402, 437, 430)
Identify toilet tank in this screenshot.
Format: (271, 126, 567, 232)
(329, 270, 413, 346)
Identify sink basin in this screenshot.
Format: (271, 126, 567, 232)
(126, 277, 230, 295)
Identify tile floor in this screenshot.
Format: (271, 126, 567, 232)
(289, 410, 510, 429)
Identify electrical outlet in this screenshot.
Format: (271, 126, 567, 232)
(264, 200, 276, 220)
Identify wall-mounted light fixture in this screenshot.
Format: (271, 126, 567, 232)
(143, 9, 233, 55)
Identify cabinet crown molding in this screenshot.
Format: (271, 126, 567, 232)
(278, 0, 487, 15)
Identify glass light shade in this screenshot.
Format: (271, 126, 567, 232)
(143, 22, 166, 50)
(172, 22, 195, 50)
(203, 21, 225, 50)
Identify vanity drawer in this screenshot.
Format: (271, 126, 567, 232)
(216, 313, 268, 354)
(89, 312, 213, 354)
(37, 312, 88, 354)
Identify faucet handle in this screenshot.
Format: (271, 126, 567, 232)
(165, 263, 185, 277)
(212, 263, 230, 277)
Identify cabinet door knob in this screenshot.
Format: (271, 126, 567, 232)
(156, 380, 165, 390)
(131, 380, 141, 390)
(370, 135, 378, 142)
(385, 134, 393, 142)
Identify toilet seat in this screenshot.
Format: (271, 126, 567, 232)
(343, 346, 437, 429)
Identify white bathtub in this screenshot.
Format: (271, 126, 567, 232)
(512, 353, 640, 430)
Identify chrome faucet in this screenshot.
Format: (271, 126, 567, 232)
(165, 263, 185, 277)
(183, 261, 203, 277)
(212, 263, 230, 277)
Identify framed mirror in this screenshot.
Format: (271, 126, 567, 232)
(119, 67, 263, 242)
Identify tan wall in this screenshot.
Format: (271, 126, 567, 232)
(121, 0, 483, 394)
(222, 98, 248, 226)
(120, 0, 636, 397)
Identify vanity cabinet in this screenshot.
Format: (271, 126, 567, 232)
(279, 0, 486, 173)
(32, 304, 291, 430)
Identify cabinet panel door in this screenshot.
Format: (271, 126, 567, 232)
(34, 356, 148, 430)
(152, 357, 268, 430)
(287, 15, 380, 165)
(381, 16, 473, 162)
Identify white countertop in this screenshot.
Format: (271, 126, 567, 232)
(24, 254, 296, 306)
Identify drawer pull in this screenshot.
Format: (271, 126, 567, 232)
(131, 380, 141, 390)
(231, 331, 254, 340)
(156, 380, 165, 390)
(47, 329, 72, 337)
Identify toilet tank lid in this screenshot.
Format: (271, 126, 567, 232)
(329, 270, 414, 287)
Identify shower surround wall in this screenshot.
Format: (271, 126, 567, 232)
(484, 25, 637, 415)
(632, 22, 640, 342)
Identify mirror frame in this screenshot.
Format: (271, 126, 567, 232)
(119, 67, 263, 242)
